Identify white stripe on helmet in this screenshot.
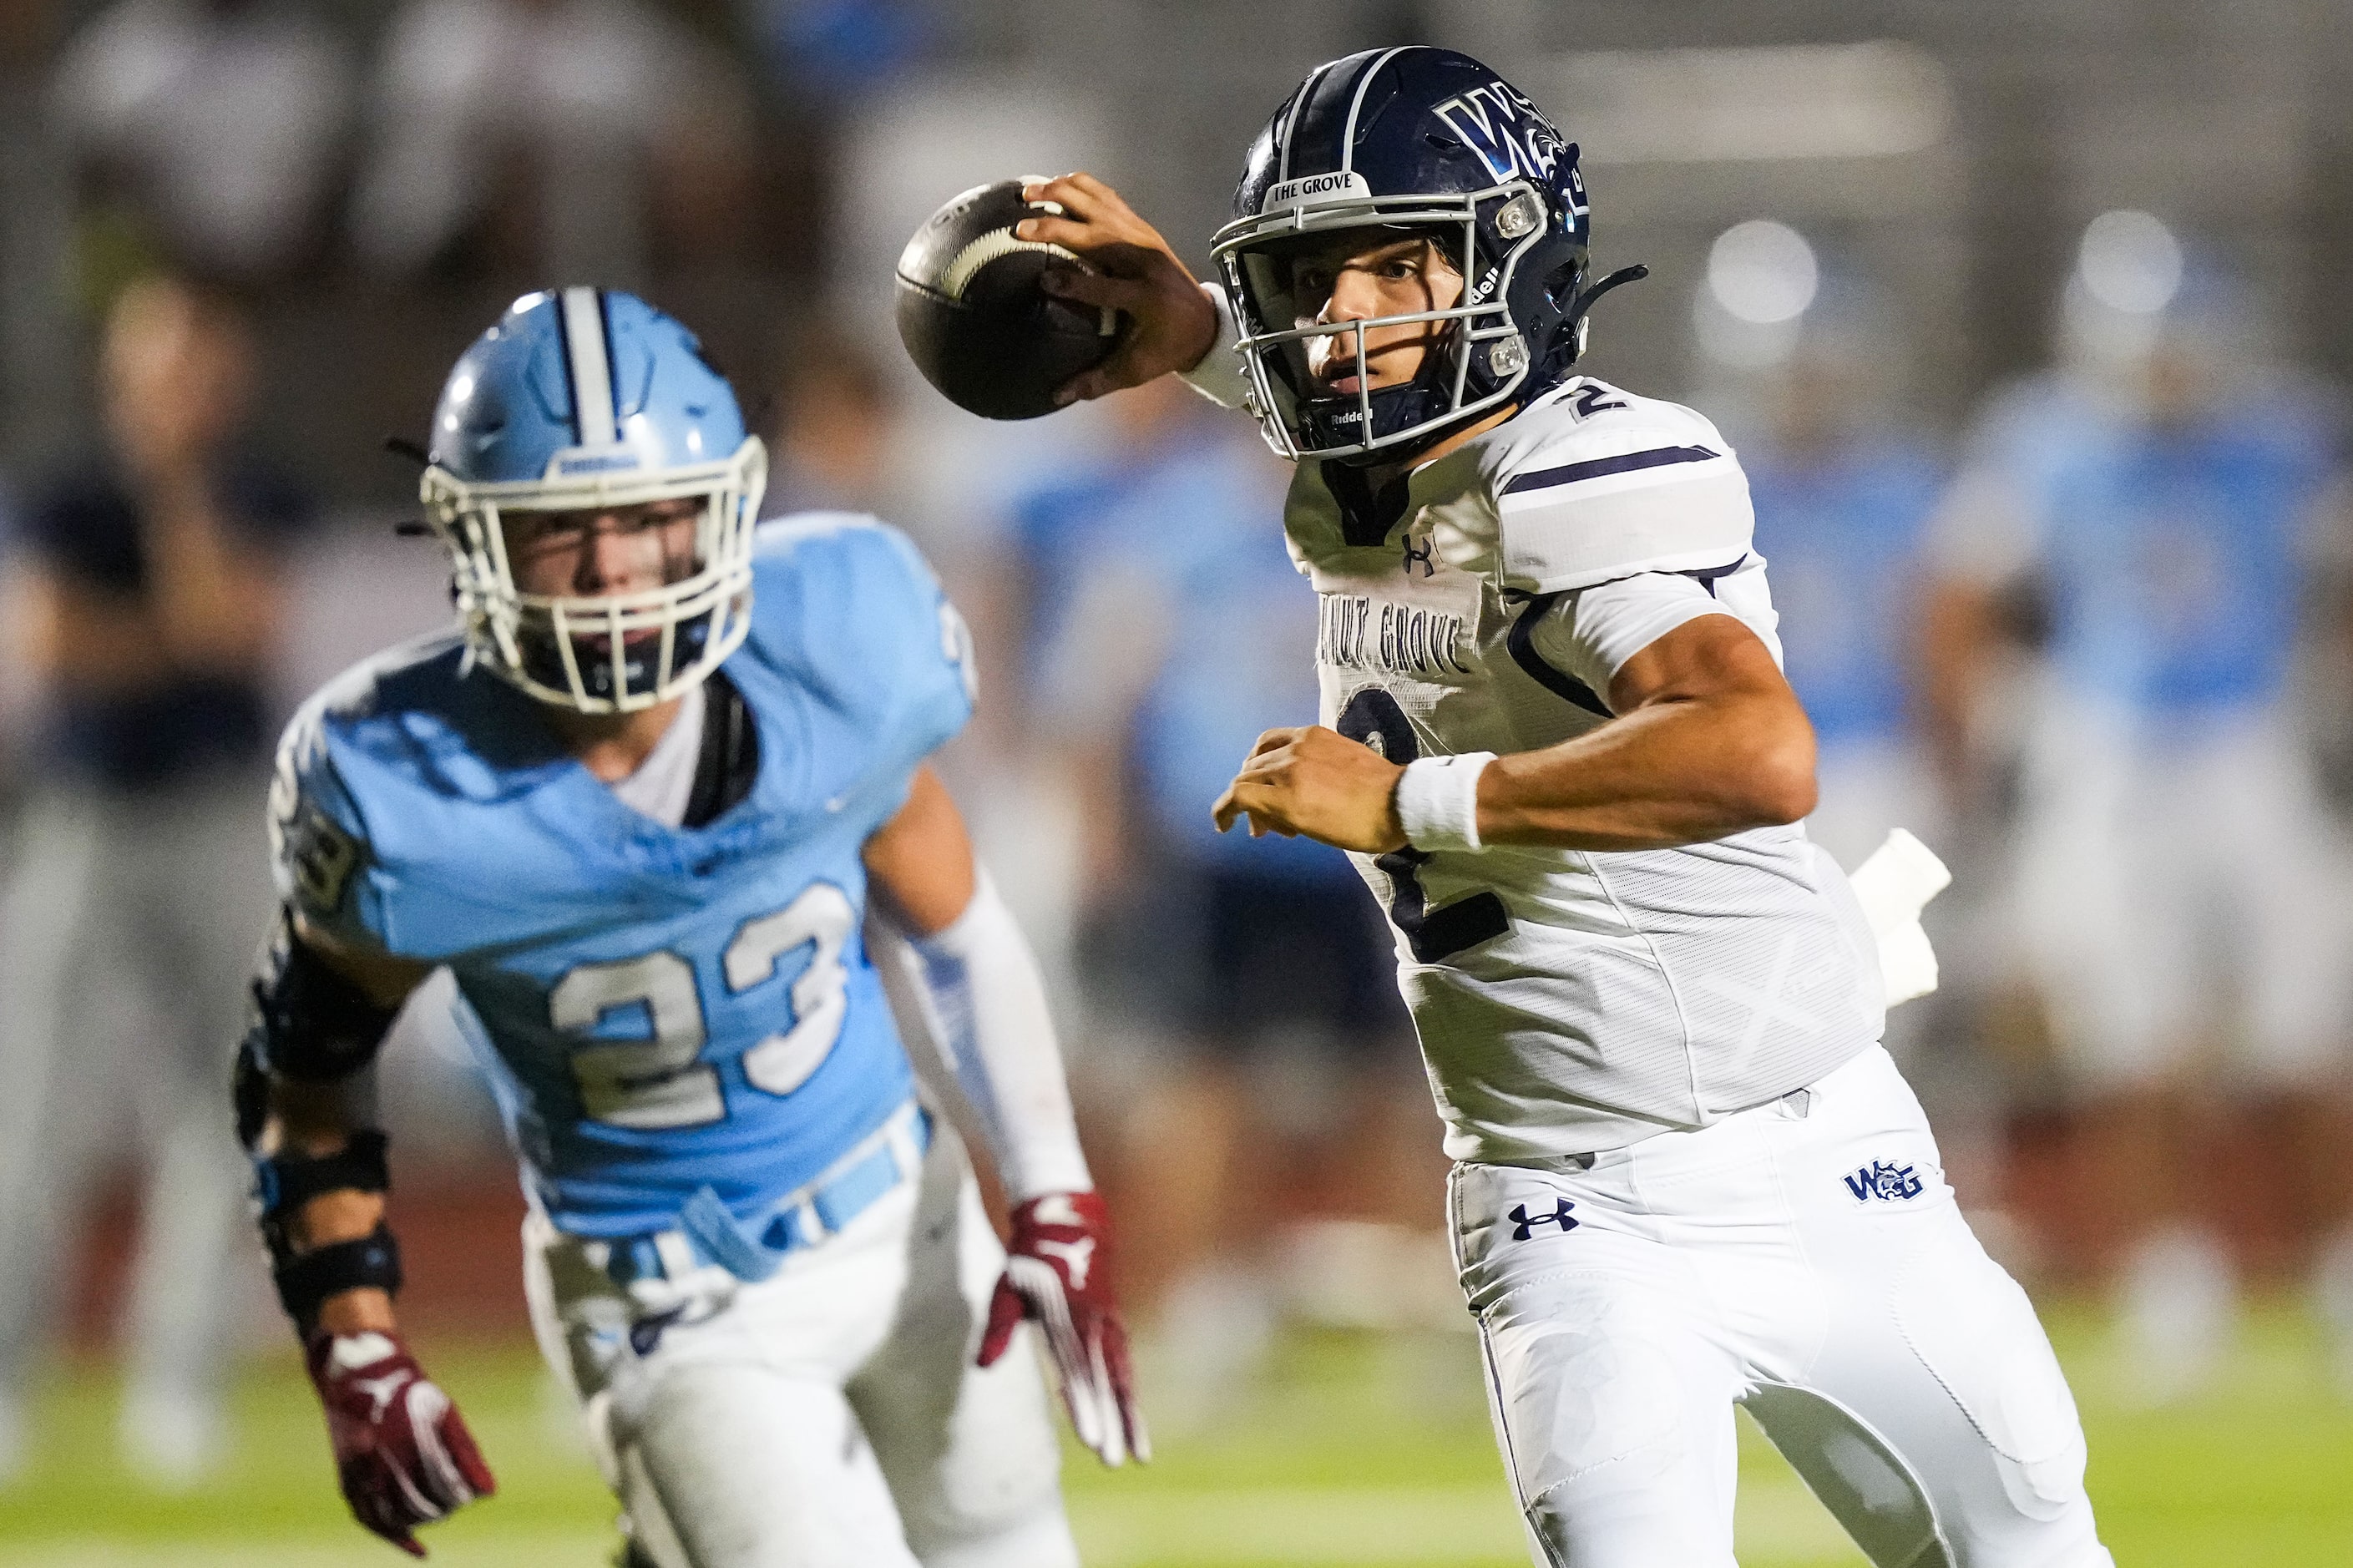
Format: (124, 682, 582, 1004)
(560, 286, 618, 446)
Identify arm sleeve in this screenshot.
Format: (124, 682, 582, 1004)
(867, 870, 1093, 1201)
(1176, 281, 1252, 412)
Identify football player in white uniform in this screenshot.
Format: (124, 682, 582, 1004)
(1010, 45, 2112, 1568)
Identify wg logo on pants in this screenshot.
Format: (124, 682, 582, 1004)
(1843, 1161, 1925, 1203)
(1507, 1198, 1579, 1240)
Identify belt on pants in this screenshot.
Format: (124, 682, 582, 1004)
(599, 1100, 933, 1288)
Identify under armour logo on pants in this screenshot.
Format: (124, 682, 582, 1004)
(1508, 1198, 1579, 1240)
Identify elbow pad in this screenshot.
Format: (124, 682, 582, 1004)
(244, 912, 400, 1089)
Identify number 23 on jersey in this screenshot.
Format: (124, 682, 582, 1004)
(551, 883, 856, 1130)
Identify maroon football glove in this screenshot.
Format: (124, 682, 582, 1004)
(306, 1329, 496, 1556)
(979, 1191, 1149, 1466)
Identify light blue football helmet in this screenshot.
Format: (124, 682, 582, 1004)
(420, 288, 769, 711)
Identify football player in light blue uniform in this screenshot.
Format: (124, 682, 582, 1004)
(236, 290, 1141, 1566)
(1738, 346, 1946, 871)
(1928, 230, 2353, 1397)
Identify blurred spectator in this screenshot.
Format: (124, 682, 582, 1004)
(350, 0, 755, 290)
(2309, 486, 2353, 812)
(762, 326, 900, 518)
(1924, 213, 2353, 1399)
(0, 276, 303, 1483)
(1692, 232, 1949, 869)
(1010, 378, 1434, 1423)
(51, 0, 352, 283)
(748, 0, 932, 106)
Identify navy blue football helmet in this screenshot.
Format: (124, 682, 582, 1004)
(1212, 47, 1636, 463)
(420, 289, 767, 712)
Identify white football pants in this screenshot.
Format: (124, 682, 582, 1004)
(2006, 699, 2353, 1086)
(524, 1124, 1078, 1568)
(1452, 1046, 2112, 1568)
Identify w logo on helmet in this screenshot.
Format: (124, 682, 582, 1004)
(1433, 83, 1566, 183)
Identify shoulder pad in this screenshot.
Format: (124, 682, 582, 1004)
(1481, 381, 1754, 594)
(749, 510, 955, 647)
(271, 690, 376, 935)
(269, 631, 511, 945)
(745, 508, 976, 731)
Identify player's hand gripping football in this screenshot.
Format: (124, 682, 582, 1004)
(1214, 726, 1411, 852)
(306, 1328, 496, 1556)
(979, 1191, 1150, 1467)
(1016, 173, 1221, 406)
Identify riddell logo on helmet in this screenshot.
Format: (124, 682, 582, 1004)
(1263, 170, 1374, 211)
(1433, 84, 1566, 184)
(554, 450, 644, 476)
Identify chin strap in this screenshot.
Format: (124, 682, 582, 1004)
(1559, 264, 1651, 364)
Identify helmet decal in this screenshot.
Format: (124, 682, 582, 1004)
(1431, 83, 1567, 183)
(557, 286, 620, 447)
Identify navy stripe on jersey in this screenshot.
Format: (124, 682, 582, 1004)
(1506, 592, 1612, 717)
(1502, 444, 1720, 498)
(551, 295, 580, 445)
(1686, 556, 1749, 598)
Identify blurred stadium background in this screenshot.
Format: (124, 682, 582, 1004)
(3, 0, 2352, 1562)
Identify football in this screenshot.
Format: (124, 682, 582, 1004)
(894, 178, 1123, 420)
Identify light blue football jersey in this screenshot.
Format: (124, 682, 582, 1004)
(2037, 396, 2330, 714)
(1962, 375, 2336, 716)
(1012, 426, 1343, 880)
(271, 515, 975, 1237)
(1744, 439, 1943, 747)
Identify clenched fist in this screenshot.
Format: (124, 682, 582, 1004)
(1212, 726, 1409, 852)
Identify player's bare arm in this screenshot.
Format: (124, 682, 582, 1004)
(1214, 614, 1814, 853)
(860, 763, 977, 934)
(1015, 173, 1218, 402)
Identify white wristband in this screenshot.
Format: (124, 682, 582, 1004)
(1394, 752, 1495, 853)
(1175, 281, 1252, 411)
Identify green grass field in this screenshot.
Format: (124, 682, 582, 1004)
(3, 1298, 2347, 1565)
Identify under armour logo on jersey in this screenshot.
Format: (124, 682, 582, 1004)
(1507, 1198, 1579, 1240)
(1401, 534, 1435, 577)
(1844, 1161, 1925, 1203)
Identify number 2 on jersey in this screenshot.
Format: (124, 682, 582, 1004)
(1334, 688, 1511, 964)
(552, 882, 855, 1130)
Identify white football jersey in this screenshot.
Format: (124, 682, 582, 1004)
(1278, 378, 1885, 1163)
